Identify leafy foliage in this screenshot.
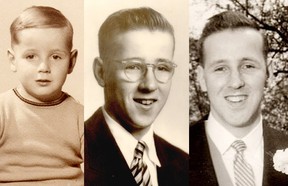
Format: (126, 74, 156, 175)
(262, 74, 288, 132)
(189, 37, 209, 125)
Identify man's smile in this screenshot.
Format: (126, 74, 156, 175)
(224, 95, 248, 103)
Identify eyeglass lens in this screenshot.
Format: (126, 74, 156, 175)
(123, 61, 175, 83)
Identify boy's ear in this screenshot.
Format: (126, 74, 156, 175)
(93, 57, 105, 87)
(68, 49, 78, 74)
(197, 65, 207, 92)
(7, 49, 17, 72)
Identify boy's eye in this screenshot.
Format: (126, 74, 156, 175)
(156, 63, 173, 72)
(125, 62, 142, 71)
(51, 54, 62, 60)
(26, 54, 36, 60)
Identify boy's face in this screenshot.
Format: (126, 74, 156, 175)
(8, 28, 77, 102)
(98, 29, 174, 134)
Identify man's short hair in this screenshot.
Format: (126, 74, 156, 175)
(198, 11, 268, 65)
(98, 7, 175, 60)
(10, 6, 74, 50)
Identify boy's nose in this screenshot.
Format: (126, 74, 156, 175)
(38, 61, 51, 73)
(138, 68, 158, 92)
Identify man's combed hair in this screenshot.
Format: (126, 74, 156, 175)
(198, 11, 268, 65)
(99, 7, 175, 60)
(10, 6, 74, 50)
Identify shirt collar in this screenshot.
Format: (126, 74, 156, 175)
(102, 107, 161, 167)
(206, 113, 263, 155)
(241, 118, 263, 155)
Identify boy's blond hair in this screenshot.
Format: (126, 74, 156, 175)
(10, 6, 74, 50)
(98, 7, 175, 61)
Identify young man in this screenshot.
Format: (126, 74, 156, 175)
(85, 7, 188, 186)
(190, 11, 288, 186)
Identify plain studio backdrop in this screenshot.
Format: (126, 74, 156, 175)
(84, 0, 189, 152)
(0, 0, 84, 104)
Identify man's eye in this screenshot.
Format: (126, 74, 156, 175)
(214, 66, 226, 72)
(243, 64, 255, 69)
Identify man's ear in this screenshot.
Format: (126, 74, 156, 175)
(7, 49, 17, 72)
(93, 57, 105, 87)
(197, 65, 207, 92)
(68, 49, 78, 74)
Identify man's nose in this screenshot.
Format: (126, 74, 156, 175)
(138, 67, 158, 92)
(228, 69, 245, 89)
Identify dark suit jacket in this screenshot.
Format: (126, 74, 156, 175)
(190, 117, 288, 186)
(85, 108, 189, 186)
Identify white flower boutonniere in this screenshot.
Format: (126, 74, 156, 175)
(273, 148, 288, 175)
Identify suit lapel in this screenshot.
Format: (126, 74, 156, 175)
(190, 121, 218, 186)
(207, 135, 234, 186)
(155, 134, 189, 186)
(262, 123, 288, 186)
(85, 108, 136, 185)
(155, 135, 172, 186)
(189, 119, 288, 186)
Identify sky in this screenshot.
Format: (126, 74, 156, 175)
(189, 0, 288, 38)
(189, 0, 223, 38)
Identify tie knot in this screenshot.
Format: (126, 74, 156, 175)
(231, 140, 246, 153)
(134, 140, 146, 159)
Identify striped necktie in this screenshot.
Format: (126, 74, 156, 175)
(130, 141, 152, 186)
(231, 140, 255, 186)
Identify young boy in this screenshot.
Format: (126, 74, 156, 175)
(0, 6, 83, 185)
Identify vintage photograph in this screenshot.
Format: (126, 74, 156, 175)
(0, 0, 287, 185)
(0, 0, 84, 185)
(189, 0, 288, 185)
(84, 0, 189, 185)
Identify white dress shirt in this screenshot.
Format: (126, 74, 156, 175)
(206, 114, 264, 186)
(103, 107, 161, 186)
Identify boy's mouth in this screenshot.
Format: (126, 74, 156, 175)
(133, 98, 157, 105)
(36, 79, 51, 86)
(36, 79, 51, 82)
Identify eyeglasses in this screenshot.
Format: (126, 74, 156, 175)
(115, 59, 177, 83)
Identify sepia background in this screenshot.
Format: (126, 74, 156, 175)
(84, 0, 189, 152)
(0, 0, 84, 104)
